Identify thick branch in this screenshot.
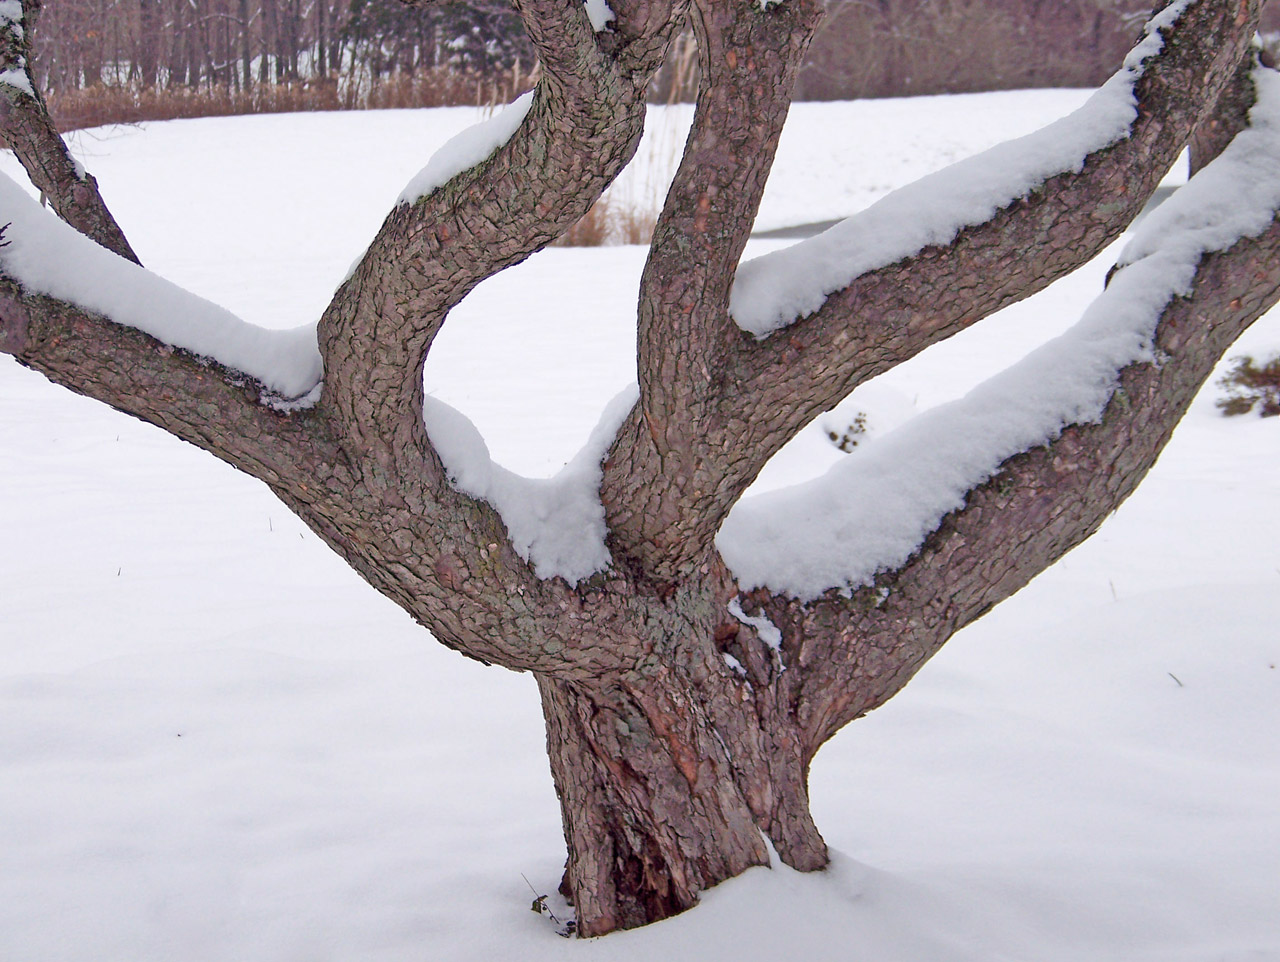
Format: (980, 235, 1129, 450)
(0, 2, 139, 262)
(779, 201, 1280, 756)
(0, 280, 328, 490)
(600, 0, 1262, 585)
(742, 0, 1261, 377)
(317, 0, 681, 453)
(1189, 45, 1263, 173)
(0, 278, 642, 676)
(601, 0, 823, 585)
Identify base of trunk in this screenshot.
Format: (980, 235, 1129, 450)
(537, 670, 826, 935)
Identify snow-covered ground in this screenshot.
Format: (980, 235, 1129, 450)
(1, 92, 1277, 961)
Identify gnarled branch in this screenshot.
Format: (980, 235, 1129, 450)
(600, 0, 824, 586)
(599, 0, 1262, 586)
(316, 0, 684, 453)
(762, 75, 1280, 751)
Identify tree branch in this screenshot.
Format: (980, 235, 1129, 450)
(0, 1, 139, 262)
(768, 126, 1280, 755)
(0, 280, 328, 492)
(1190, 43, 1263, 173)
(599, 0, 1262, 586)
(600, 0, 823, 586)
(730, 0, 1260, 444)
(0, 276, 642, 677)
(316, 0, 683, 454)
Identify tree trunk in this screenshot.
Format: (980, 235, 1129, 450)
(538, 672, 768, 935)
(238, 0, 252, 92)
(138, 0, 159, 88)
(533, 583, 829, 935)
(4, 0, 1277, 945)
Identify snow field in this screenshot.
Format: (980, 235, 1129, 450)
(0, 86, 1277, 960)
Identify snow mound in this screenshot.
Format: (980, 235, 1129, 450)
(423, 383, 637, 584)
(729, 0, 1189, 337)
(718, 63, 1280, 599)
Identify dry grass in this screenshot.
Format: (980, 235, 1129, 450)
(555, 193, 660, 248)
(46, 67, 535, 133)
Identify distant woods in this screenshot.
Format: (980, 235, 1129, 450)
(30, 0, 538, 128)
(23, 0, 1280, 128)
(793, 0, 1280, 100)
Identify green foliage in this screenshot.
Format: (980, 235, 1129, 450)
(341, 0, 532, 75)
(1217, 354, 1280, 417)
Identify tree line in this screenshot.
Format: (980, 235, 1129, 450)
(31, 0, 532, 92)
(28, 0, 535, 126)
(4, 0, 1276, 938)
(24, 0, 1280, 125)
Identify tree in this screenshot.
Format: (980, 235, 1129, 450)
(2, 0, 1278, 939)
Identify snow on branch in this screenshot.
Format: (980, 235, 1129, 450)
(423, 384, 638, 584)
(583, 0, 615, 32)
(0, 0, 33, 96)
(397, 92, 535, 206)
(728, 0, 1191, 338)
(0, 172, 322, 398)
(717, 63, 1280, 600)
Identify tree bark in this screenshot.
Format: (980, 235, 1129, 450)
(2, 0, 1278, 942)
(600, 0, 1263, 586)
(534, 566, 827, 934)
(538, 673, 768, 935)
(138, 0, 159, 87)
(1, 1, 139, 261)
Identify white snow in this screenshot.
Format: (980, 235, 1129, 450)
(0, 173, 321, 398)
(0, 67, 32, 96)
(1, 87, 1277, 962)
(397, 91, 534, 205)
(583, 0, 615, 32)
(729, 0, 1190, 336)
(423, 384, 637, 583)
(1117, 67, 1280, 273)
(719, 63, 1280, 599)
(727, 597, 783, 651)
(0, 1, 30, 94)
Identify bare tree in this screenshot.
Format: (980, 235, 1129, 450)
(2, 0, 1278, 939)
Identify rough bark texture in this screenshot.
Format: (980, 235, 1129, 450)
(1190, 43, 1264, 173)
(1, 0, 1277, 938)
(601, 0, 1264, 583)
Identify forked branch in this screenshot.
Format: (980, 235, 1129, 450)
(767, 63, 1280, 751)
(316, 0, 685, 452)
(601, 0, 823, 585)
(601, 0, 1260, 587)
